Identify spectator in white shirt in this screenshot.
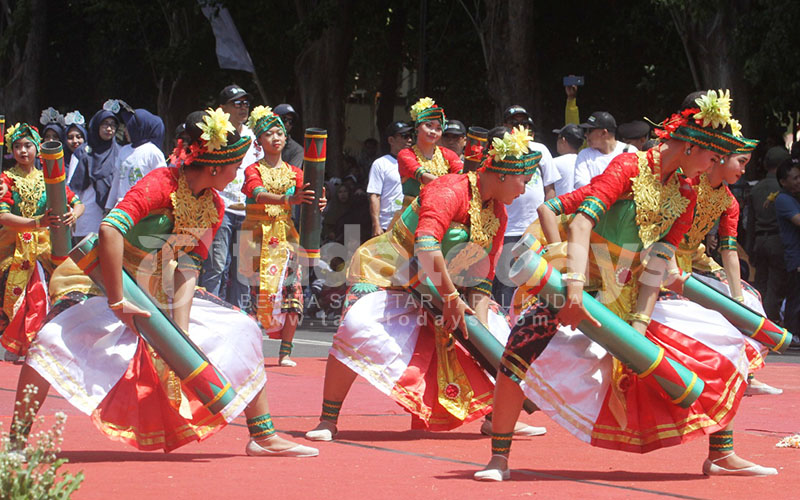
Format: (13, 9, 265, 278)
(550, 124, 584, 196)
(105, 108, 167, 209)
(573, 111, 636, 189)
(490, 121, 561, 310)
(367, 121, 413, 236)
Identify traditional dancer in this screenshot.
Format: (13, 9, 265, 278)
(305, 127, 536, 441)
(672, 138, 780, 395)
(476, 90, 775, 481)
(397, 97, 463, 209)
(239, 106, 325, 367)
(0, 122, 84, 356)
(10, 109, 317, 457)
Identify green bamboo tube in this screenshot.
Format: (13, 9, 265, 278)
(69, 234, 237, 415)
(510, 249, 705, 409)
(684, 274, 790, 353)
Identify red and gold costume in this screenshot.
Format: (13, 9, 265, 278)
(0, 165, 80, 355)
(505, 148, 749, 452)
(27, 167, 267, 451)
(239, 159, 304, 335)
(333, 172, 509, 430)
(397, 145, 463, 205)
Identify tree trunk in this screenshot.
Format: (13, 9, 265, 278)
(481, 0, 537, 125)
(294, 0, 355, 179)
(671, 1, 752, 132)
(0, 0, 47, 124)
(376, 1, 408, 150)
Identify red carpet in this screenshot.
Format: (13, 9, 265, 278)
(1, 358, 798, 499)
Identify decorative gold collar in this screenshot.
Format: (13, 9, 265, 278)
(467, 171, 499, 248)
(5, 165, 45, 218)
(169, 172, 219, 248)
(256, 160, 295, 217)
(682, 174, 731, 250)
(412, 145, 450, 177)
(631, 148, 690, 247)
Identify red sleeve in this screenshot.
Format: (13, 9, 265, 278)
(290, 164, 304, 188)
(415, 174, 469, 241)
(555, 182, 595, 214)
(718, 186, 739, 238)
(0, 174, 14, 205)
(441, 147, 464, 174)
(242, 162, 262, 198)
(397, 148, 418, 180)
(579, 154, 637, 211)
(114, 167, 177, 224)
(662, 179, 697, 247)
(65, 185, 78, 205)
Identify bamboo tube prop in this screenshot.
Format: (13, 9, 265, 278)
(69, 234, 237, 415)
(510, 248, 705, 409)
(399, 257, 538, 414)
(0, 115, 5, 172)
(299, 128, 327, 263)
(462, 126, 488, 172)
(683, 273, 790, 353)
(40, 141, 71, 263)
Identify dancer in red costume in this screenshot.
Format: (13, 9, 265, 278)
(396, 97, 463, 210)
(0, 122, 83, 357)
(10, 109, 317, 458)
(305, 127, 537, 441)
(476, 90, 776, 481)
(239, 105, 325, 367)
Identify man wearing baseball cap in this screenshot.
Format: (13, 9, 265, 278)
(573, 110, 636, 189)
(274, 103, 304, 169)
(367, 121, 413, 236)
(440, 119, 467, 157)
(551, 124, 584, 196)
(617, 120, 651, 151)
(199, 84, 263, 309)
(502, 105, 530, 129)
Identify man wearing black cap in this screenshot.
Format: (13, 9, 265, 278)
(274, 103, 304, 169)
(367, 121, 413, 236)
(551, 124, 584, 196)
(199, 84, 263, 309)
(617, 120, 651, 151)
(573, 110, 636, 189)
(441, 119, 467, 157)
(502, 105, 530, 130)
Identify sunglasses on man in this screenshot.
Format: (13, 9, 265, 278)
(232, 99, 250, 108)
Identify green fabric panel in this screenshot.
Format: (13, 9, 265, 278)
(124, 213, 174, 251)
(402, 178, 421, 197)
(592, 199, 643, 250)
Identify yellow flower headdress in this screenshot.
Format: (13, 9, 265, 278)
(198, 107, 235, 152)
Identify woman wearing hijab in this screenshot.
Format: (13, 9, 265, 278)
(67, 107, 120, 242)
(105, 108, 167, 209)
(39, 107, 64, 144)
(60, 111, 87, 167)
